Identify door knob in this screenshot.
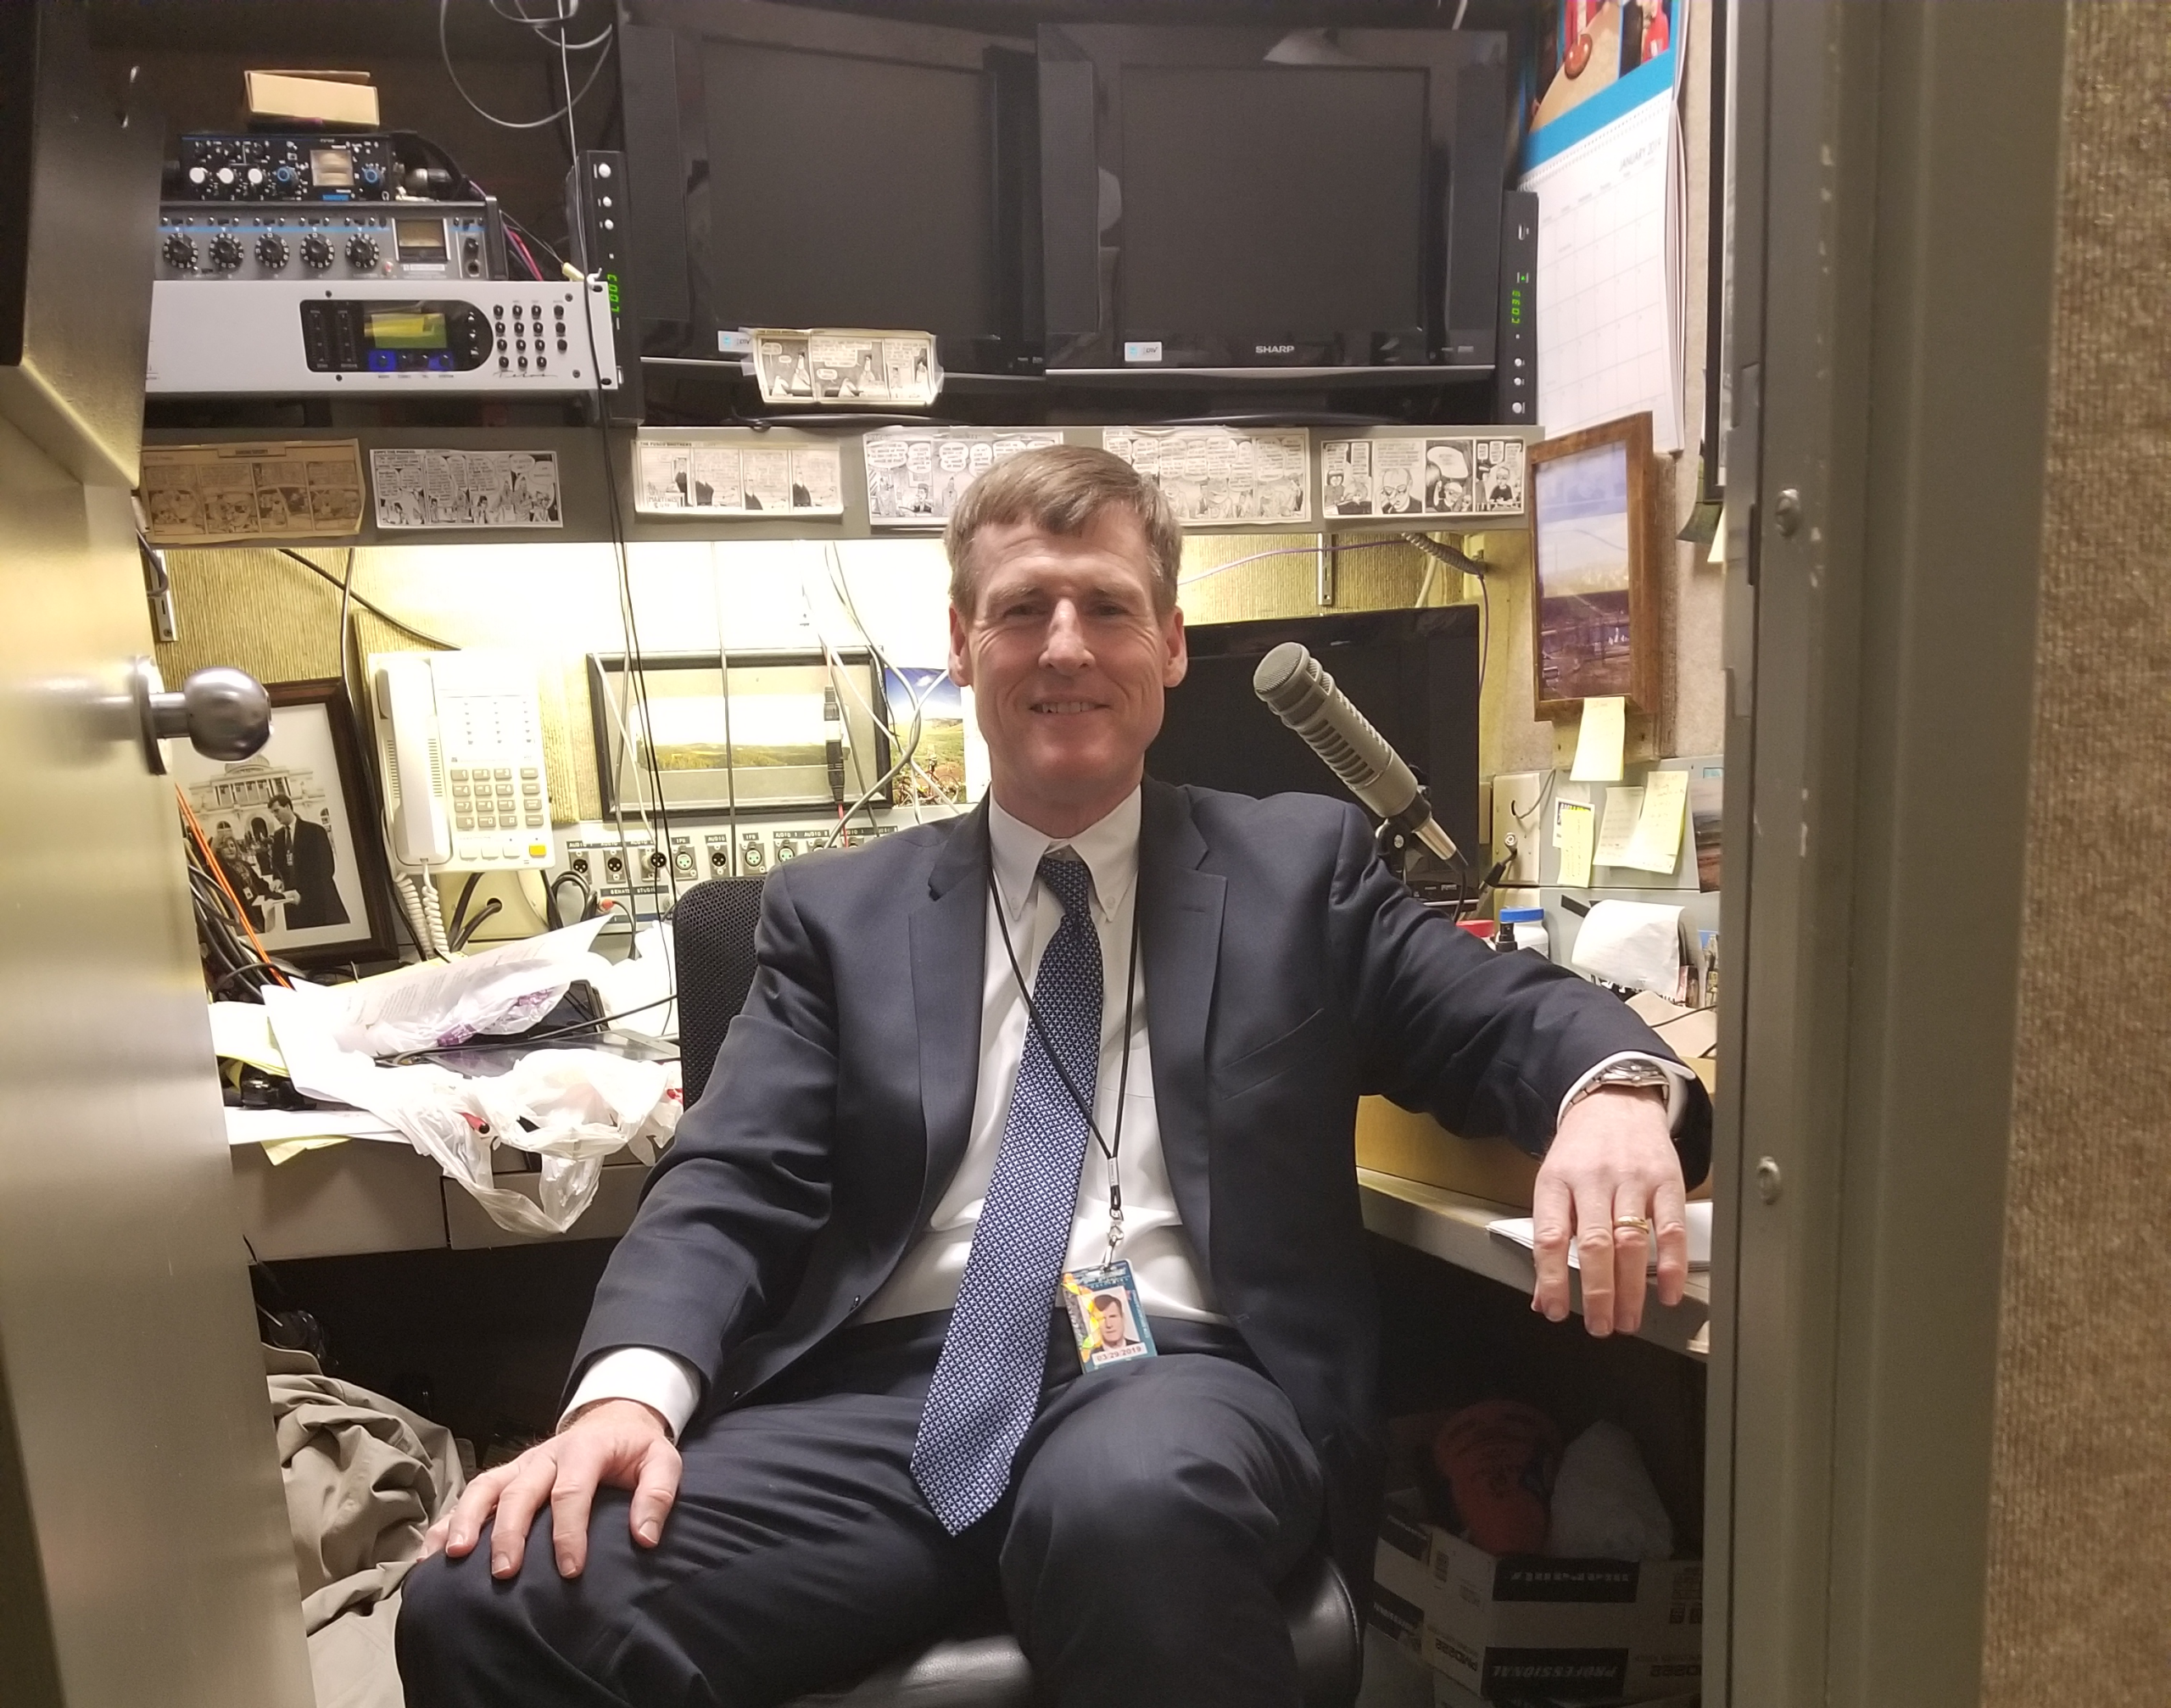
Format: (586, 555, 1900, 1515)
(129, 657, 271, 774)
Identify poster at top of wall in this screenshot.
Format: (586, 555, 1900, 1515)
(139, 440, 365, 544)
(862, 427, 1064, 527)
(633, 438, 843, 517)
(1101, 427, 1310, 525)
(750, 329, 942, 408)
(370, 449, 562, 530)
(1318, 437, 1525, 522)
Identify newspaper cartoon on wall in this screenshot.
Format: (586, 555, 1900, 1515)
(1318, 436, 1526, 521)
(1101, 427, 1311, 525)
(140, 440, 366, 544)
(633, 438, 844, 517)
(370, 449, 564, 529)
(751, 329, 942, 408)
(862, 427, 1064, 527)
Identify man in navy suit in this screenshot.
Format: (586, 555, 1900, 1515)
(399, 447, 1707, 1707)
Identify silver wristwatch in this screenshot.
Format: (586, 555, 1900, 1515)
(1565, 1059, 1673, 1112)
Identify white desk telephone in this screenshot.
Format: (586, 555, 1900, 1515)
(370, 650, 554, 953)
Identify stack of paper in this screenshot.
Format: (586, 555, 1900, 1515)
(1488, 1201, 1712, 1271)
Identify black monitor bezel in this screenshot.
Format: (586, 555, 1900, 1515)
(619, 0, 1043, 379)
(1038, 23, 1505, 377)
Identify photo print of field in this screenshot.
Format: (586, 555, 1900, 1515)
(1532, 438, 1634, 703)
(884, 666, 969, 805)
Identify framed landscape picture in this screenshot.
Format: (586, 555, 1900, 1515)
(1528, 412, 1660, 719)
(170, 678, 397, 966)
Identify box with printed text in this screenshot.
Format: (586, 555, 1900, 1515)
(1371, 1497, 1701, 1702)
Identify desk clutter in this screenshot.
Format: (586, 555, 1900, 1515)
(1371, 1402, 1701, 1706)
(210, 920, 678, 1236)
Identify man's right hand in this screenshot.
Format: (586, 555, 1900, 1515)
(421, 1398, 682, 1580)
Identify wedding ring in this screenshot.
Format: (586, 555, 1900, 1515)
(1612, 1215, 1652, 1234)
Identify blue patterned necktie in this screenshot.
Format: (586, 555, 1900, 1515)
(912, 851, 1102, 1534)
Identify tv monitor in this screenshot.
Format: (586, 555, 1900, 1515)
(1147, 606, 1480, 862)
(618, 1, 1041, 376)
(1039, 25, 1508, 379)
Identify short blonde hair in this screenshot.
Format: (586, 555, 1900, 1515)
(944, 444, 1183, 615)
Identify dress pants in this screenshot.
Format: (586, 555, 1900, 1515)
(396, 1311, 1324, 1708)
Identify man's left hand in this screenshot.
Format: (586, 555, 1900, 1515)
(1530, 1086, 1688, 1336)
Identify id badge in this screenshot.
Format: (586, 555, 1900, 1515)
(1061, 1259, 1158, 1371)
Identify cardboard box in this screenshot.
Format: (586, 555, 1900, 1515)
(1371, 1501, 1702, 1703)
(244, 70, 380, 128)
(1355, 1079, 1718, 1208)
(1357, 1097, 1542, 1207)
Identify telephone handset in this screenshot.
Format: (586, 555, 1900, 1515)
(369, 650, 554, 874)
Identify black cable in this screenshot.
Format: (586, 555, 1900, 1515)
(388, 993, 677, 1062)
(279, 549, 457, 650)
(446, 870, 483, 943)
(438, 0, 614, 132)
(499, 210, 568, 277)
(449, 896, 504, 952)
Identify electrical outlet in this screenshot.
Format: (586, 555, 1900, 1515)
(1491, 771, 1544, 885)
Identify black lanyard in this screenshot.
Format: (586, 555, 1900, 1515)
(988, 847, 1143, 1257)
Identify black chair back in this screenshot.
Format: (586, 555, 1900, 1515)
(673, 877, 767, 1103)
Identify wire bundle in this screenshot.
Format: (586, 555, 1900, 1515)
(176, 787, 293, 1000)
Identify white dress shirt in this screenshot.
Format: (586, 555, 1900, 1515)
(565, 790, 1688, 1439)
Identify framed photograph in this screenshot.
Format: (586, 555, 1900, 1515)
(172, 678, 397, 966)
(588, 650, 895, 817)
(1528, 412, 1660, 718)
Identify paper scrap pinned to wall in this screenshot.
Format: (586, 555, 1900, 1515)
(1617, 768, 1688, 874)
(1102, 427, 1312, 525)
(1594, 784, 1643, 866)
(371, 449, 562, 529)
(1554, 799, 1596, 888)
(1571, 695, 1627, 781)
(750, 329, 940, 407)
(864, 427, 1064, 526)
(633, 438, 843, 517)
(140, 439, 365, 544)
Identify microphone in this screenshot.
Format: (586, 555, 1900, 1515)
(1252, 641, 1462, 865)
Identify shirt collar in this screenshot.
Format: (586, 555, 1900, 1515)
(986, 786, 1141, 928)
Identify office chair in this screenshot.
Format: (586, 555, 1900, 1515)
(672, 876, 1366, 1708)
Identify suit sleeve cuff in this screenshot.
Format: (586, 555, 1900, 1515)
(559, 1347, 702, 1441)
(1557, 1051, 1696, 1135)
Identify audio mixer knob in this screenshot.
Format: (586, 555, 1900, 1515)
(300, 233, 332, 271)
(161, 232, 198, 271)
(254, 233, 290, 271)
(345, 234, 380, 271)
(207, 233, 244, 272)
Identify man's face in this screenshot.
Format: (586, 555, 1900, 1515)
(1093, 1296, 1127, 1346)
(271, 801, 294, 827)
(948, 511, 1186, 827)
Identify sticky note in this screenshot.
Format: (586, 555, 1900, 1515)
(1619, 769, 1688, 874)
(1595, 785, 1644, 866)
(1555, 800, 1596, 888)
(1570, 696, 1627, 781)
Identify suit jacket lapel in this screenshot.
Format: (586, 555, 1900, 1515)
(1139, 779, 1225, 1263)
(909, 803, 991, 1226)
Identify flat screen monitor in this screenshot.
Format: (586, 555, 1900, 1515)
(1119, 65, 1427, 341)
(1040, 25, 1508, 377)
(1147, 606, 1479, 862)
(619, 3, 1040, 375)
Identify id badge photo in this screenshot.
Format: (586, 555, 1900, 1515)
(1061, 1260, 1158, 1371)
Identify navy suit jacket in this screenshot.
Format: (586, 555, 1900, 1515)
(574, 779, 1711, 1588)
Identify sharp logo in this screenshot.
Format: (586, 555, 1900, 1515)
(1255, 343, 1297, 355)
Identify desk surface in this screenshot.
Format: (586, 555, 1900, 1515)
(1357, 1169, 1710, 1359)
(231, 1143, 1709, 1360)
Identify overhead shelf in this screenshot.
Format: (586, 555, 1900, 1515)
(1357, 1169, 1711, 1360)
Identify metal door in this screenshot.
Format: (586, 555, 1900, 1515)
(0, 6, 315, 1705)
